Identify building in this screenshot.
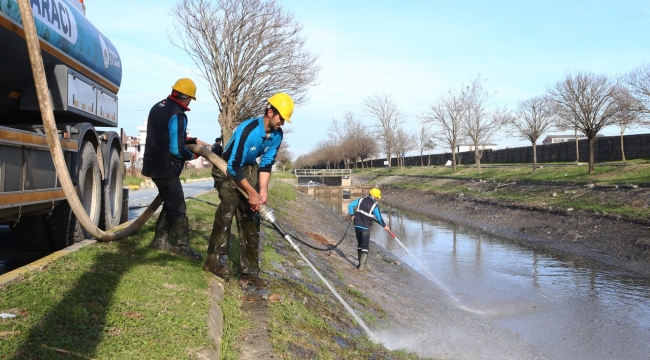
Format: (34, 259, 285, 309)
(123, 135, 141, 167)
(185, 138, 212, 168)
(456, 144, 498, 152)
(129, 118, 211, 169)
(542, 134, 602, 145)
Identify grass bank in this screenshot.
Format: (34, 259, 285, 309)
(354, 160, 650, 220)
(1, 177, 418, 359)
(360, 159, 650, 185)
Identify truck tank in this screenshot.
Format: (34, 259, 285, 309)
(0, 0, 127, 251)
(0, 0, 122, 126)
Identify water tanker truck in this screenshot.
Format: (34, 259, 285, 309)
(0, 0, 127, 250)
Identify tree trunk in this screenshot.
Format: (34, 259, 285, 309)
(532, 142, 537, 173)
(575, 127, 580, 163)
(588, 137, 595, 174)
(387, 151, 392, 172)
(451, 147, 457, 172)
(475, 148, 482, 174)
(620, 131, 626, 161)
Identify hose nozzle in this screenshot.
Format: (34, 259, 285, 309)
(258, 204, 276, 223)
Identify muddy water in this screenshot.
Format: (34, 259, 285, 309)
(316, 193, 650, 360)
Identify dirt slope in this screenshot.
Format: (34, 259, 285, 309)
(377, 177, 650, 278)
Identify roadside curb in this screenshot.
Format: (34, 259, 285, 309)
(0, 240, 96, 286)
(200, 277, 224, 359)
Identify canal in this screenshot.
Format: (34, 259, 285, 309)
(314, 191, 650, 360)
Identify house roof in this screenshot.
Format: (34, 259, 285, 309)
(544, 134, 602, 139)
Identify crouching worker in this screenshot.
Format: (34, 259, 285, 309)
(204, 93, 294, 287)
(348, 188, 391, 271)
(142, 78, 202, 261)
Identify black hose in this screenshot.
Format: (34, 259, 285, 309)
(185, 196, 354, 251)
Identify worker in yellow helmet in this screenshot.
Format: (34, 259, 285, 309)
(347, 187, 391, 271)
(142, 78, 201, 261)
(204, 93, 294, 287)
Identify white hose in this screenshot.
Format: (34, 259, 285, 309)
(283, 232, 377, 343)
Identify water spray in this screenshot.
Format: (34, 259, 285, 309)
(259, 206, 377, 341)
(387, 230, 486, 315)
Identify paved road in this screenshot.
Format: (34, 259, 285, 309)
(128, 179, 214, 220)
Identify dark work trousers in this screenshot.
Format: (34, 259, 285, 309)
(152, 177, 187, 222)
(208, 164, 261, 274)
(355, 228, 370, 253)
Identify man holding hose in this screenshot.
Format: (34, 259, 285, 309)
(204, 93, 294, 287)
(142, 78, 202, 261)
(348, 188, 391, 271)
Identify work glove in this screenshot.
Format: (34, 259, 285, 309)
(185, 137, 197, 145)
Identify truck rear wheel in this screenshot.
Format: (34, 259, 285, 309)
(100, 147, 123, 229)
(76, 141, 102, 238)
(48, 141, 102, 247)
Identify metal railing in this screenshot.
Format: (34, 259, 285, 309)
(294, 169, 352, 176)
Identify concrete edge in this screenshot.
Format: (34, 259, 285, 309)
(200, 277, 225, 359)
(0, 239, 97, 286)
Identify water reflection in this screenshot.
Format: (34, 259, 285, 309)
(0, 225, 46, 276)
(314, 192, 650, 360)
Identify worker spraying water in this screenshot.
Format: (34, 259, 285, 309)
(348, 188, 392, 270)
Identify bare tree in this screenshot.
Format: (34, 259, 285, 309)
(393, 128, 416, 170)
(275, 143, 293, 171)
(363, 94, 404, 172)
(415, 124, 435, 166)
(171, 0, 320, 143)
(424, 87, 465, 172)
(329, 111, 364, 169)
(314, 140, 338, 170)
(462, 76, 503, 174)
(547, 72, 625, 173)
(506, 96, 554, 173)
(356, 136, 378, 171)
(612, 88, 643, 161)
(626, 63, 650, 117)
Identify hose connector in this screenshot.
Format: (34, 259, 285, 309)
(258, 204, 276, 223)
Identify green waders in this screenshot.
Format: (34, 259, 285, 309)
(150, 210, 172, 250)
(206, 164, 267, 286)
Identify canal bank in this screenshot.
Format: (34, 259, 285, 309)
(375, 176, 650, 278)
(3, 176, 650, 358)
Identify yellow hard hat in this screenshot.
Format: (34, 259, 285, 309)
(369, 188, 381, 199)
(267, 93, 294, 123)
(172, 78, 197, 100)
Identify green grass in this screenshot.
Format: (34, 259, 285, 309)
(0, 180, 421, 359)
(356, 160, 650, 220)
(271, 171, 297, 180)
(268, 180, 297, 203)
(0, 223, 212, 359)
(359, 159, 650, 185)
(124, 167, 213, 187)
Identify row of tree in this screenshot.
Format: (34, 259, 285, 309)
(296, 65, 650, 174)
(170, 0, 650, 175)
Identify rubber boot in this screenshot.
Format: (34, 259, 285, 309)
(357, 253, 368, 271)
(169, 217, 202, 261)
(203, 253, 234, 277)
(150, 211, 172, 250)
(241, 272, 270, 287)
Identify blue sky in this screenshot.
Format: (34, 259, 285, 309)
(86, 0, 650, 157)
